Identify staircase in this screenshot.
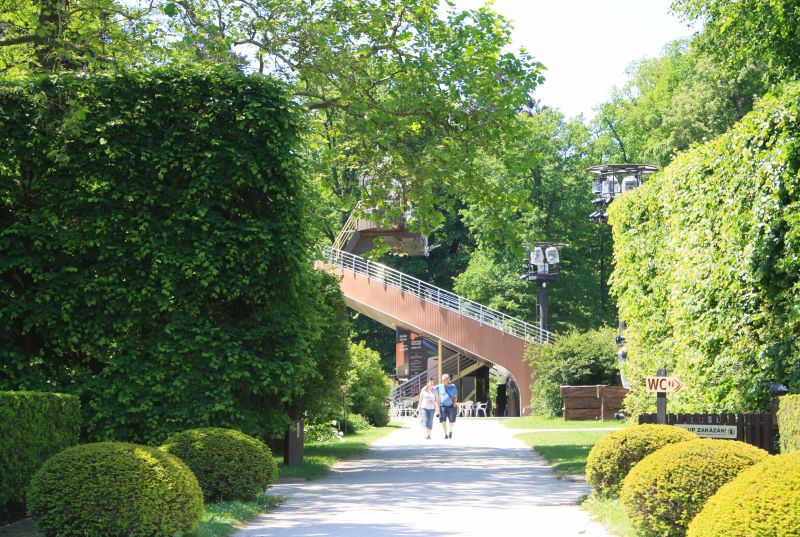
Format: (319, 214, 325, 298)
(389, 352, 483, 403)
(321, 246, 555, 344)
(318, 246, 555, 415)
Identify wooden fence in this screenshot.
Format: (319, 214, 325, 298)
(638, 413, 776, 453)
(560, 385, 629, 420)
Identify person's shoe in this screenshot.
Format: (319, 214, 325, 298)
(448, 432, 453, 439)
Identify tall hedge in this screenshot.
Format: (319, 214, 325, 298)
(0, 391, 80, 523)
(778, 394, 800, 453)
(0, 68, 349, 444)
(609, 82, 800, 415)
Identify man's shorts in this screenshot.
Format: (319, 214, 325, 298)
(439, 405, 456, 423)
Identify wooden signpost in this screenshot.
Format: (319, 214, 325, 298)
(645, 376, 684, 394)
(646, 368, 684, 424)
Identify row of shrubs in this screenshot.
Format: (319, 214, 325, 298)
(585, 423, 800, 537)
(28, 427, 278, 536)
(1, 391, 279, 536)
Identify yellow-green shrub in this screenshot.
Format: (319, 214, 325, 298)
(586, 424, 696, 497)
(27, 442, 203, 537)
(778, 394, 800, 453)
(161, 427, 277, 502)
(621, 439, 769, 537)
(687, 451, 800, 537)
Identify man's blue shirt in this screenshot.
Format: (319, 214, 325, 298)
(436, 383, 458, 407)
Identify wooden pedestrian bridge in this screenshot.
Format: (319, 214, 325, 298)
(317, 245, 554, 416)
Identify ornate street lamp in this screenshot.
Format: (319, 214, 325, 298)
(521, 242, 566, 334)
(587, 164, 658, 223)
(587, 164, 658, 388)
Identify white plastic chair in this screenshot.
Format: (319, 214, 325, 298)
(473, 401, 488, 417)
(460, 401, 474, 417)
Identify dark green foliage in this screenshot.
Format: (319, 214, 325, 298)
(778, 394, 800, 453)
(526, 327, 620, 416)
(687, 451, 800, 537)
(609, 82, 800, 415)
(27, 441, 203, 537)
(0, 391, 80, 523)
(347, 342, 391, 427)
(0, 68, 349, 443)
(586, 424, 697, 498)
(161, 427, 277, 502)
(621, 439, 769, 537)
(341, 413, 371, 434)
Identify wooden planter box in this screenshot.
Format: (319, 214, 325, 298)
(560, 385, 629, 420)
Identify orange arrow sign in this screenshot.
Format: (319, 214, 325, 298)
(645, 376, 684, 393)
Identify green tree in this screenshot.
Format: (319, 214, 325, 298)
(0, 0, 162, 76)
(526, 327, 619, 416)
(0, 68, 347, 443)
(162, 0, 544, 235)
(673, 0, 800, 83)
(346, 342, 392, 426)
(453, 109, 615, 332)
(593, 40, 765, 168)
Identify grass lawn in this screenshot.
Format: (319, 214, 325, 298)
(278, 423, 401, 480)
(504, 415, 627, 430)
(582, 494, 638, 537)
(514, 429, 611, 476)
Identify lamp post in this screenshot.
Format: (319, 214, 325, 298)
(521, 242, 566, 335)
(587, 164, 658, 388)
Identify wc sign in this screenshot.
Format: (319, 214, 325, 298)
(645, 376, 684, 394)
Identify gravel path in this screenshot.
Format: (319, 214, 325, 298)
(235, 418, 611, 537)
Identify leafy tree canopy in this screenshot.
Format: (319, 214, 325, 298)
(672, 0, 800, 84)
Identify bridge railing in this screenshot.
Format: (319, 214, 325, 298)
(322, 246, 555, 344)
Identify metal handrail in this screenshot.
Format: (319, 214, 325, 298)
(322, 246, 556, 344)
(390, 352, 474, 402)
(389, 352, 477, 399)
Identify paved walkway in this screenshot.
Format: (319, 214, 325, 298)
(235, 419, 611, 537)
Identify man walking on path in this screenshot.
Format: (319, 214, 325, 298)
(234, 419, 612, 537)
(435, 373, 458, 439)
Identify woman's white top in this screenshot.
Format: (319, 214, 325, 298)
(419, 387, 437, 410)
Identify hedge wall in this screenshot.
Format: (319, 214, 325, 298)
(609, 82, 800, 415)
(0, 68, 350, 444)
(778, 394, 800, 453)
(0, 391, 80, 523)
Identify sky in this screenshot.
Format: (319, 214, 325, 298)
(453, 0, 697, 119)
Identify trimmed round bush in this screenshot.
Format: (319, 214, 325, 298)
(27, 442, 203, 537)
(687, 451, 800, 537)
(621, 439, 769, 537)
(161, 427, 277, 502)
(586, 424, 697, 497)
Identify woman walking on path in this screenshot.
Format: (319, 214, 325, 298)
(419, 378, 438, 439)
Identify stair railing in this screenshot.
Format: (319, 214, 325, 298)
(322, 246, 555, 344)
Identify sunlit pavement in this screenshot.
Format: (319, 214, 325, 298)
(235, 418, 611, 537)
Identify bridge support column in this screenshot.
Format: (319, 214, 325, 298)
(437, 339, 442, 381)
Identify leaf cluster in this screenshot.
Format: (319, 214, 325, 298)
(525, 327, 619, 416)
(608, 82, 800, 416)
(0, 67, 349, 444)
(346, 342, 392, 427)
(0, 391, 80, 523)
